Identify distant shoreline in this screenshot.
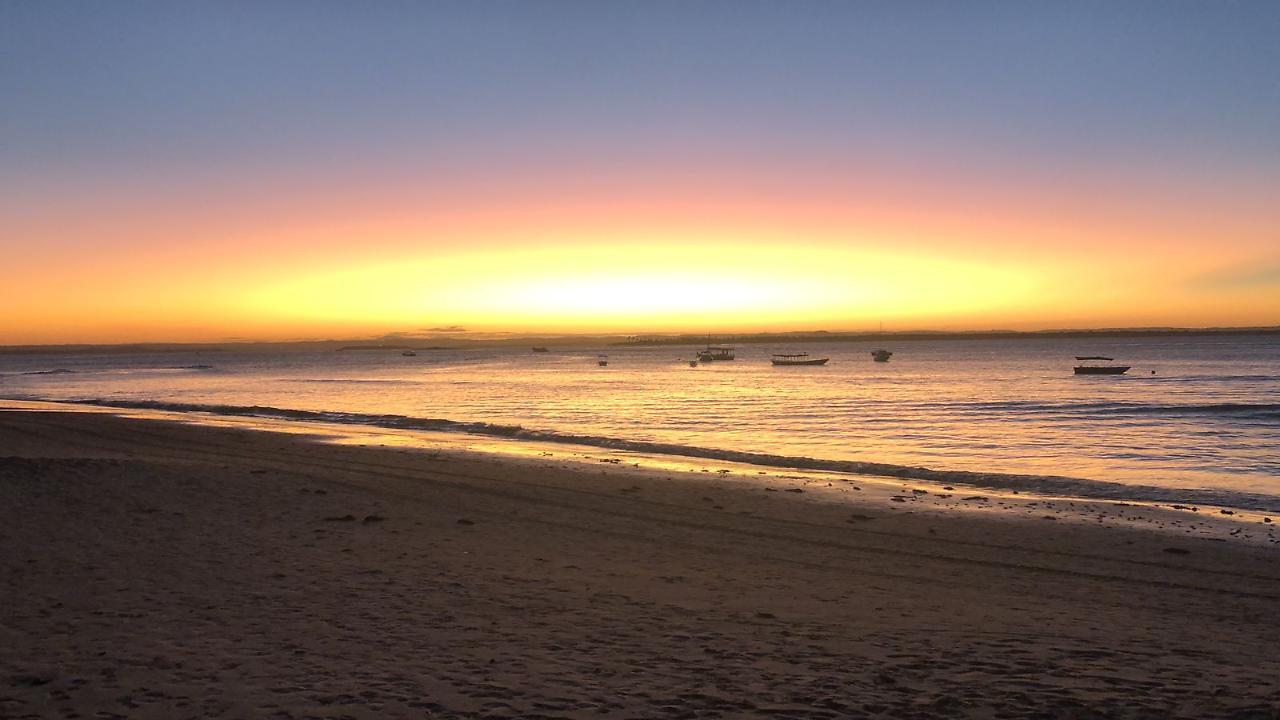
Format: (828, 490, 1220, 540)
(609, 326, 1280, 347)
(1, 325, 1277, 355)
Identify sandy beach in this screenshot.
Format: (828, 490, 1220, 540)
(2, 408, 1279, 719)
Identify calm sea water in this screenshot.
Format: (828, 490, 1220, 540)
(3, 335, 1278, 509)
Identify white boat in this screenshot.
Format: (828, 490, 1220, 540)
(697, 346, 735, 362)
(401, 350, 417, 357)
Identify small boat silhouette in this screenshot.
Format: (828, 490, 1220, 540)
(771, 353, 829, 366)
(1073, 356, 1130, 375)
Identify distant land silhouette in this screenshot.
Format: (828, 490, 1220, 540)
(1, 326, 1277, 355)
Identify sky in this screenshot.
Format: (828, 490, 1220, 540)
(2, 1, 1278, 343)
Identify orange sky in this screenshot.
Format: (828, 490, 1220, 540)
(3, 4, 1278, 344)
(5, 167, 1277, 344)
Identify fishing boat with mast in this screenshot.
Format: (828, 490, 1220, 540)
(695, 334, 735, 362)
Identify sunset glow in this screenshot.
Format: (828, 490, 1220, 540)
(2, 3, 1278, 344)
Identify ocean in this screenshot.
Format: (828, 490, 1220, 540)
(2, 334, 1278, 511)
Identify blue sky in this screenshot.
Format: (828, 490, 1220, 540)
(4, 1, 1277, 183)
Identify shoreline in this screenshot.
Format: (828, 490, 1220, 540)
(3, 407, 1280, 717)
(4, 398, 1279, 544)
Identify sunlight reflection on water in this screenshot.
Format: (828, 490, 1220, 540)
(3, 334, 1277, 495)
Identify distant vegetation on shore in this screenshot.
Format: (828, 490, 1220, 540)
(2, 326, 1277, 355)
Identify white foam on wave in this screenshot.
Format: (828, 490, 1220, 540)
(42, 396, 1280, 513)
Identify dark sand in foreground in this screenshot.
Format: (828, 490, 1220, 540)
(2, 409, 1279, 719)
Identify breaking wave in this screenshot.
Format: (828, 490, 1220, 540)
(4, 365, 215, 377)
(44, 397, 1280, 512)
(963, 399, 1280, 420)
(288, 378, 420, 385)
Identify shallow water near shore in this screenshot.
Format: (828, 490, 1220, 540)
(6, 398, 1275, 547)
(2, 334, 1278, 510)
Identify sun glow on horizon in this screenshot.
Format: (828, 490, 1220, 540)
(227, 241, 1040, 335)
(5, 204, 1277, 344)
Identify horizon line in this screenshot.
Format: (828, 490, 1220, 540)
(3, 324, 1278, 354)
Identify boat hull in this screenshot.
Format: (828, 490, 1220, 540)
(1074, 366, 1130, 375)
(772, 358, 829, 366)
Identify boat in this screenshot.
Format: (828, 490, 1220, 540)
(697, 346, 736, 362)
(871, 349, 892, 362)
(688, 359, 699, 367)
(1073, 356, 1130, 375)
(771, 353, 829, 366)
(401, 350, 417, 357)
(597, 354, 608, 367)
(532, 346, 549, 353)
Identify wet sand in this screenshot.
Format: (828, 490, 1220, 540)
(2, 408, 1279, 719)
